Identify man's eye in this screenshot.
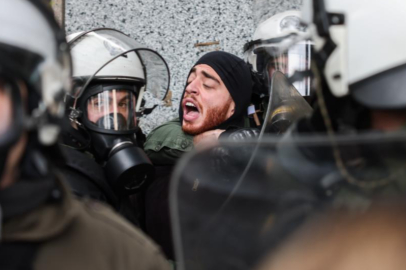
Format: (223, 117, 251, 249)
(203, 84, 213, 89)
(92, 100, 102, 107)
(118, 102, 128, 108)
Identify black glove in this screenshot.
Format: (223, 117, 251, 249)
(208, 128, 260, 177)
(219, 127, 260, 142)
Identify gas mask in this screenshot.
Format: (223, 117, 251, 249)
(78, 83, 154, 195)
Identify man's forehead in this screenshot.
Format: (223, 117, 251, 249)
(190, 64, 222, 81)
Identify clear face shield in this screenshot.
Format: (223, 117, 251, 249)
(265, 41, 312, 96)
(244, 38, 313, 132)
(257, 40, 313, 96)
(86, 88, 137, 132)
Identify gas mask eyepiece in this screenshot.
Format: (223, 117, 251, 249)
(86, 88, 137, 132)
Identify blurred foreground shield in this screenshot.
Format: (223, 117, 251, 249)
(170, 132, 406, 270)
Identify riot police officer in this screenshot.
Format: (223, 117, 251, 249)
(61, 29, 170, 225)
(244, 10, 314, 134)
(0, 1, 170, 269)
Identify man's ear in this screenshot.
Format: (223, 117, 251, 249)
(227, 101, 235, 118)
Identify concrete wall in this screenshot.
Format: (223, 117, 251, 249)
(253, 0, 302, 25)
(65, 0, 302, 134)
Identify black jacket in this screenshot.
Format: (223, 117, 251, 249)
(59, 145, 140, 226)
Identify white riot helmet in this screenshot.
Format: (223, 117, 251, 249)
(0, 0, 71, 181)
(0, 0, 72, 147)
(67, 28, 170, 135)
(244, 10, 313, 96)
(301, 0, 406, 109)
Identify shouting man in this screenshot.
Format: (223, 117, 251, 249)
(145, 51, 253, 162)
(142, 51, 253, 260)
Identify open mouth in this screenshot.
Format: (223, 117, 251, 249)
(183, 99, 201, 122)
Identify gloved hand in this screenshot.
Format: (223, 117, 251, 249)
(207, 128, 260, 176)
(219, 127, 260, 141)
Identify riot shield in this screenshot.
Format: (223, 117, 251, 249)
(170, 132, 406, 270)
(261, 71, 313, 135)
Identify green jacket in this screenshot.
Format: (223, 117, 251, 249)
(144, 119, 194, 165)
(2, 177, 171, 270)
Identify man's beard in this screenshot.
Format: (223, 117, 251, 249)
(182, 99, 232, 135)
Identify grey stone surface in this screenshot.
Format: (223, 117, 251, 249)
(253, 0, 302, 26)
(65, 0, 301, 134)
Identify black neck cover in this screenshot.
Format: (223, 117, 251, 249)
(179, 51, 252, 130)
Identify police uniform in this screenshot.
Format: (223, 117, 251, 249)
(59, 143, 141, 226)
(0, 175, 171, 270)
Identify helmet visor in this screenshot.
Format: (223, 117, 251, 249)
(68, 29, 170, 101)
(86, 89, 137, 131)
(266, 41, 312, 96)
(69, 29, 145, 81)
(254, 40, 313, 96)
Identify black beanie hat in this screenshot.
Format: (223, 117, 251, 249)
(179, 51, 252, 130)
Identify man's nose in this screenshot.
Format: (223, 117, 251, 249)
(185, 79, 199, 95)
